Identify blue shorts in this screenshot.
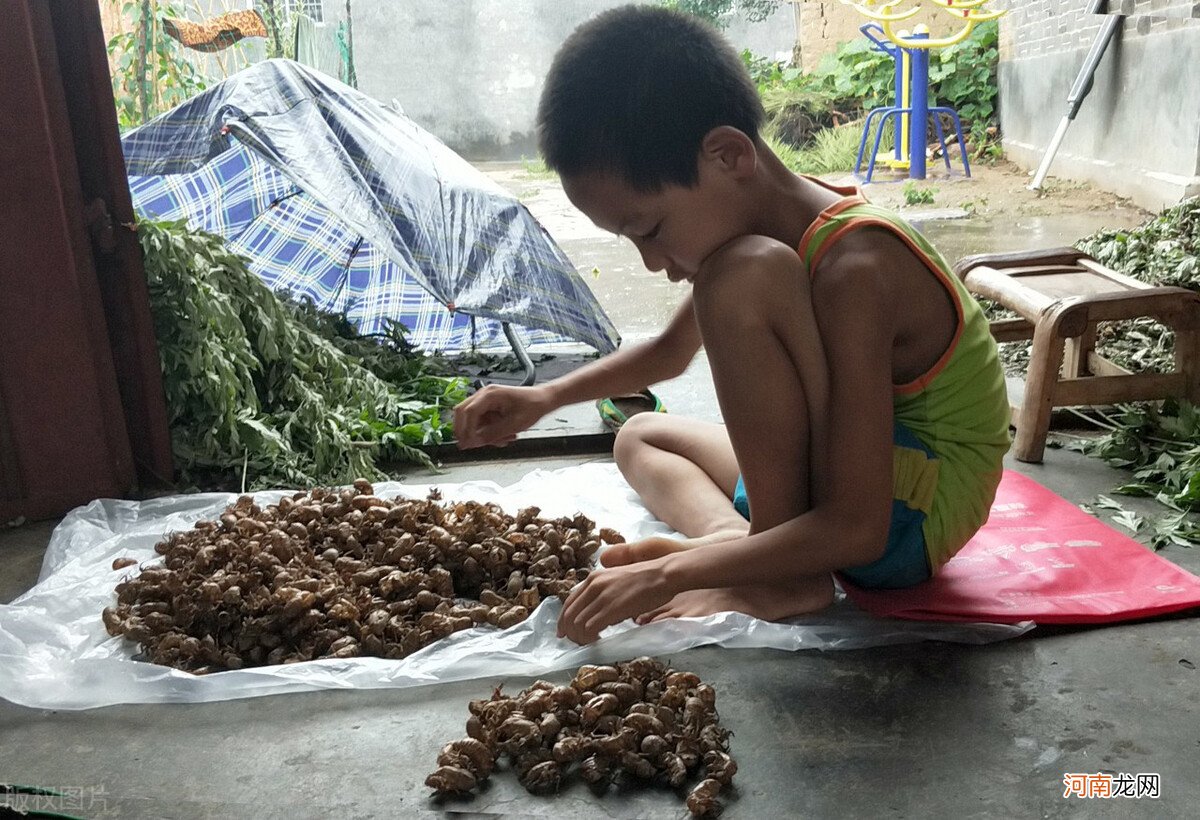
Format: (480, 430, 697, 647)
(731, 421, 933, 590)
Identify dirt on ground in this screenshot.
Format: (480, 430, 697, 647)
(819, 157, 1151, 222)
(494, 154, 1152, 245)
(481, 155, 1156, 345)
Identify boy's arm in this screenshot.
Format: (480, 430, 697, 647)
(455, 295, 702, 448)
(667, 244, 898, 583)
(558, 243, 899, 642)
(541, 293, 702, 408)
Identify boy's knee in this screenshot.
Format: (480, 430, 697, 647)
(612, 412, 665, 467)
(694, 235, 808, 328)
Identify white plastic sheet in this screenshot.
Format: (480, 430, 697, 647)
(0, 464, 1031, 710)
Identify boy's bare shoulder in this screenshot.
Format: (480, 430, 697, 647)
(818, 222, 910, 269)
(811, 225, 912, 292)
(805, 230, 916, 334)
(699, 234, 804, 278)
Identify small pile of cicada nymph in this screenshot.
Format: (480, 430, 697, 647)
(427, 658, 736, 816)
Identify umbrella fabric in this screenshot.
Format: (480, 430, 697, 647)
(122, 59, 620, 354)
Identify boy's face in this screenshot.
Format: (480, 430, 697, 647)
(561, 148, 751, 282)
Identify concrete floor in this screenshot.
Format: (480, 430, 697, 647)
(2, 444, 1198, 819)
(2, 170, 1197, 818)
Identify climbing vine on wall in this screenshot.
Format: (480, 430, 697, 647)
(106, 0, 209, 130)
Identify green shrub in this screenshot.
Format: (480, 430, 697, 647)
(745, 20, 1000, 160)
(759, 83, 843, 147)
(809, 36, 895, 115)
(928, 21, 999, 132)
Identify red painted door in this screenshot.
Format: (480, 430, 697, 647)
(0, 0, 173, 522)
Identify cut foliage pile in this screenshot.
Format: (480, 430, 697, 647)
(139, 219, 468, 490)
(1048, 198, 1200, 547)
(978, 199, 1200, 545)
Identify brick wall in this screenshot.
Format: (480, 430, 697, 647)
(794, 1, 1023, 71)
(999, 0, 1200, 208)
(792, 0, 863, 71)
(1000, 0, 1199, 60)
(998, 1, 1102, 61)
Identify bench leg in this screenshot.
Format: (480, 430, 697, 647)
(1063, 324, 1097, 378)
(1176, 323, 1200, 405)
(1014, 313, 1067, 462)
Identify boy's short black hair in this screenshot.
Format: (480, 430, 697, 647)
(536, 4, 764, 192)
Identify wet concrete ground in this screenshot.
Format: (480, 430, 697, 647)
(1, 168, 1195, 818)
(491, 163, 1149, 343)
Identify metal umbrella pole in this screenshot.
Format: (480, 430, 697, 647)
(1028, 0, 1125, 191)
(502, 322, 537, 387)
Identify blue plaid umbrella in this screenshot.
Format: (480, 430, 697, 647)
(121, 59, 620, 356)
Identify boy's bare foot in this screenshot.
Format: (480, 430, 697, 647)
(635, 573, 835, 624)
(600, 528, 749, 567)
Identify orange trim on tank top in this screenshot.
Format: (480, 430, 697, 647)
(800, 216, 966, 396)
(796, 180, 869, 264)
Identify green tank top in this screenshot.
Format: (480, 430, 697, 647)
(797, 180, 1011, 572)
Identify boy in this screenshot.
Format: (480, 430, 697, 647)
(454, 5, 1010, 645)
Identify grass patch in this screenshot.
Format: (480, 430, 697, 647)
(519, 155, 557, 179)
(764, 120, 878, 177)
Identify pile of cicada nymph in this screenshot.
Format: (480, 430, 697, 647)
(428, 658, 737, 816)
(102, 479, 623, 673)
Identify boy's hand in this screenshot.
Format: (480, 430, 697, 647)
(556, 555, 676, 644)
(453, 384, 552, 449)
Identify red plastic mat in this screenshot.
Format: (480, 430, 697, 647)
(842, 470, 1200, 624)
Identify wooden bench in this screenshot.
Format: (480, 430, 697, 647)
(953, 247, 1200, 463)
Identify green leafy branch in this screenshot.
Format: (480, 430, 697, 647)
(138, 219, 469, 491)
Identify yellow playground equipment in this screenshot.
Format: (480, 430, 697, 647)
(838, 0, 1006, 181)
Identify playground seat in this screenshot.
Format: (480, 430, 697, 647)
(953, 247, 1200, 463)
